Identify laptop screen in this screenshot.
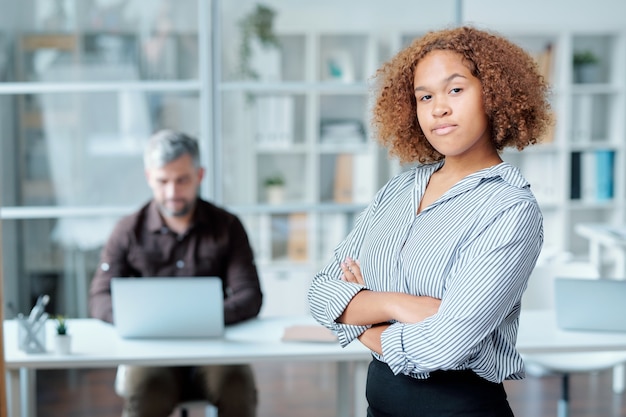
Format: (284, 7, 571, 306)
(111, 277, 224, 339)
(555, 277, 626, 333)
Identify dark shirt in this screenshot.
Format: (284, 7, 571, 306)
(89, 198, 263, 325)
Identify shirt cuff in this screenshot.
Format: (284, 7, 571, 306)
(381, 322, 413, 375)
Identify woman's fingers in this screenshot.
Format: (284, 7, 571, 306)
(341, 257, 364, 285)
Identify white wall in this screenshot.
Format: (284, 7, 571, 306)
(464, 0, 626, 31)
(221, 0, 458, 34)
(223, 0, 626, 34)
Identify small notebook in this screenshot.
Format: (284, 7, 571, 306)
(111, 277, 224, 339)
(282, 324, 338, 343)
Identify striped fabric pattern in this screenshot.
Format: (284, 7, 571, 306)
(308, 161, 543, 383)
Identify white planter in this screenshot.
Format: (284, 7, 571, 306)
(266, 186, 285, 204)
(249, 38, 282, 82)
(54, 334, 72, 355)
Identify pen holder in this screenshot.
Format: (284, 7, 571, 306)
(17, 317, 47, 353)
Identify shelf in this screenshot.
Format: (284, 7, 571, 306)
(568, 201, 618, 210)
(0, 80, 202, 94)
(571, 84, 623, 94)
(569, 143, 622, 152)
(218, 81, 369, 93)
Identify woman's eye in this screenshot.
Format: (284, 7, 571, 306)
(450, 87, 462, 94)
(419, 94, 432, 101)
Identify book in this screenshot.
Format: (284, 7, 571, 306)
(281, 324, 338, 343)
(570, 151, 581, 200)
(595, 149, 615, 201)
(571, 150, 615, 202)
(535, 43, 554, 84)
(332, 153, 376, 203)
(320, 119, 365, 144)
(333, 154, 354, 203)
(581, 151, 597, 202)
(352, 152, 376, 204)
(255, 96, 294, 148)
(287, 213, 308, 261)
(320, 213, 349, 261)
(523, 152, 556, 205)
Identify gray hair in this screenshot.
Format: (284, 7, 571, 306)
(144, 129, 200, 169)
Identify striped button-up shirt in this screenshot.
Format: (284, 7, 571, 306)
(308, 161, 543, 383)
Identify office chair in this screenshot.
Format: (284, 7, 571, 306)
(521, 260, 626, 417)
(114, 365, 217, 417)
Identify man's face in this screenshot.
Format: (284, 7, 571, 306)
(145, 154, 204, 218)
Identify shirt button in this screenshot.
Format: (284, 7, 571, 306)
(101, 262, 110, 271)
(176, 260, 185, 269)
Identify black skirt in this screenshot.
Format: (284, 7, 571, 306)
(366, 357, 514, 417)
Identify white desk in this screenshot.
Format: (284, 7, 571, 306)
(4, 316, 371, 417)
(7, 311, 626, 417)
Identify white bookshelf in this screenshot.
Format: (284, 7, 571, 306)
(499, 31, 626, 258)
(216, 29, 387, 316)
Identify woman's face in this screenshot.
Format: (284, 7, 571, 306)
(413, 50, 492, 160)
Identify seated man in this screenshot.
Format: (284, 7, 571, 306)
(89, 129, 263, 417)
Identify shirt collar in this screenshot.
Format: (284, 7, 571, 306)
(417, 160, 529, 189)
(413, 161, 530, 214)
(473, 161, 529, 189)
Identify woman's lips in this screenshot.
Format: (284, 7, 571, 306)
(432, 124, 457, 135)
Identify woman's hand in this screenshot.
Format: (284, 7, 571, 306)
(340, 257, 364, 285)
(339, 256, 441, 324)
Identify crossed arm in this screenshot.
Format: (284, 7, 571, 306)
(337, 257, 441, 354)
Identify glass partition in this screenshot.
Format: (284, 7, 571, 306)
(2, 0, 199, 83)
(2, 91, 199, 207)
(0, 0, 208, 318)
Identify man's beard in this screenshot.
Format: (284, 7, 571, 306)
(157, 199, 194, 218)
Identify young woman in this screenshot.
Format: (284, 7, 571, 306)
(308, 26, 552, 417)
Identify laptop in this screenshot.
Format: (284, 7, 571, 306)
(554, 277, 626, 332)
(111, 277, 224, 339)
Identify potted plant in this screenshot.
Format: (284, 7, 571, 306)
(238, 3, 281, 81)
(573, 50, 600, 83)
(264, 174, 285, 204)
(54, 315, 72, 354)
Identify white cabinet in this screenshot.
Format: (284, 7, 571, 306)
(564, 33, 626, 256)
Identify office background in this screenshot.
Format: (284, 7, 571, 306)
(1, 0, 626, 322)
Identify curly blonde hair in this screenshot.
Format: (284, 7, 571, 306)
(372, 26, 552, 164)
